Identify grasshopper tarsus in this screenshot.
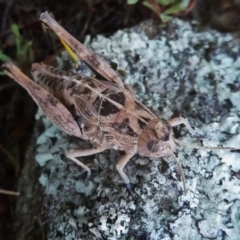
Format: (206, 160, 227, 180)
(125, 183, 134, 196)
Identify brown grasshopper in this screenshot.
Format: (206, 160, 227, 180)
(2, 12, 234, 194)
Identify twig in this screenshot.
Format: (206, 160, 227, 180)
(0, 189, 20, 196)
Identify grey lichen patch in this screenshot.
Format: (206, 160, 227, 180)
(22, 19, 240, 239)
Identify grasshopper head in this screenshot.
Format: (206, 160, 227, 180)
(138, 119, 176, 158)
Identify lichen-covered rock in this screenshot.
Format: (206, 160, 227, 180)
(15, 18, 240, 240)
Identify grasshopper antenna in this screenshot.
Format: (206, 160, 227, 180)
(172, 139, 236, 194)
(175, 139, 236, 151)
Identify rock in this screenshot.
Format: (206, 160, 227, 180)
(15, 18, 240, 239)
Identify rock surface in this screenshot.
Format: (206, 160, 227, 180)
(15, 18, 240, 240)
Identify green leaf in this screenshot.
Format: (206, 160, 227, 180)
(157, 0, 189, 8)
(180, 0, 190, 9)
(163, 0, 190, 15)
(10, 24, 34, 64)
(0, 50, 11, 62)
(11, 24, 21, 38)
(127, 0, 138, 4)
(156, 0, 171, 5)
(160, 13, 172, 22)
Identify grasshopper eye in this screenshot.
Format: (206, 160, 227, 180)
(147, 140, 160, 153)
(161, 125, 171, 141)
(154, 121, 171, 142)
(155, 122, 171, 142)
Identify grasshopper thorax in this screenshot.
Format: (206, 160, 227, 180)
(137, 119, 176, 158)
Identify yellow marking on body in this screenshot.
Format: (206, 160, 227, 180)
(59, 37, 79, 63)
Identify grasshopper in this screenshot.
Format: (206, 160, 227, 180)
(3, 12, 234, 194)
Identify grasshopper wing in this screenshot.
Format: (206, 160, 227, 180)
(39, 11, 124, 88)
(3, 62, 82, 138)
